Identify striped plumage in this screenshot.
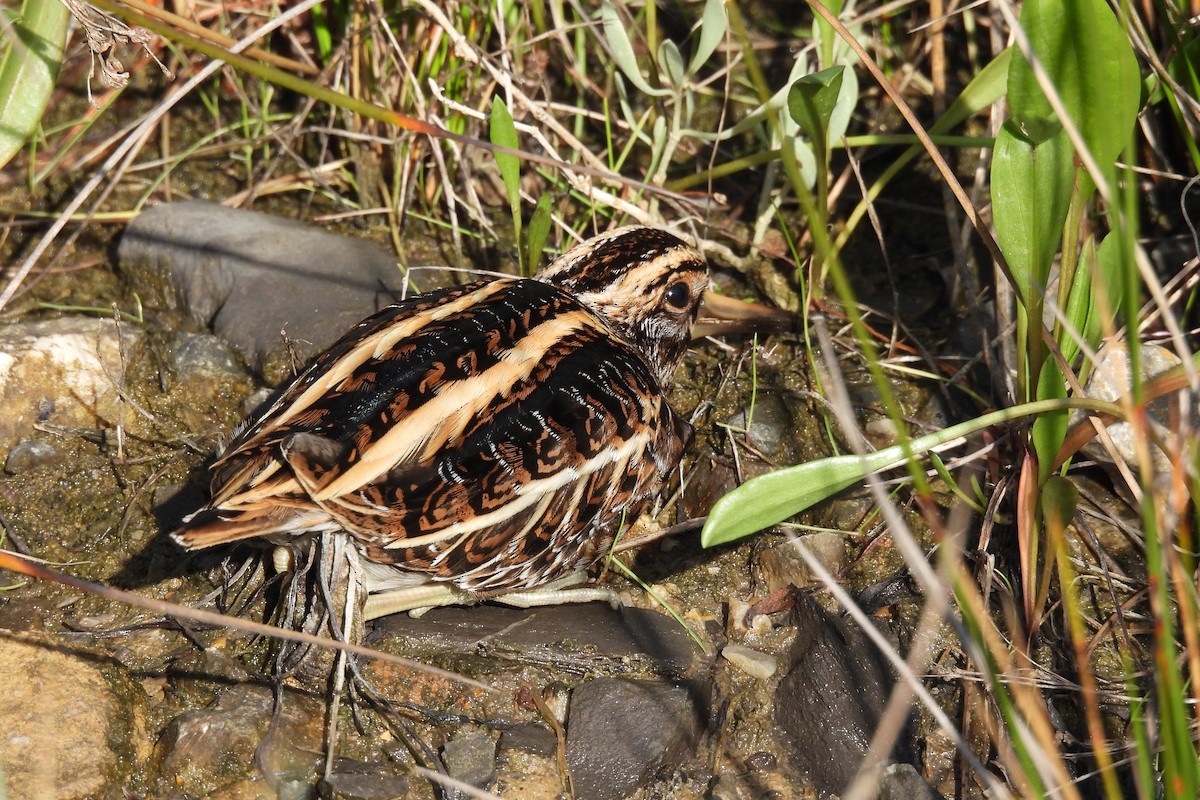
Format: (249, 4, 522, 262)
(173, 226, 708, 617)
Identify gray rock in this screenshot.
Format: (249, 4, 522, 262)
(319, 758, 411, 800)
(4, 438, 60, 473)
(724, 392, 792, 457)
(566, 677, 703, 800)
(441, 730, 498, 795)
(755, 532, 847, 593)
(0, 631, 151, 800)
(774, 595, 910, 797)
(118, 201, 409, 378)
(498, 723, 558, 757)
(154, 684, 324, 793)
(0, 317, 144, 452)
(879, 762, 942, 799)
(166, 331, 245, 382)
(373, 603, 702, 678)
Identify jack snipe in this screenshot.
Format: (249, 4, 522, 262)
(173, 226, 709, 618)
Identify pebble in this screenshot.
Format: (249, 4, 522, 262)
(755, 532, 847, 593)
(720, 643, 778, 680)
(4, 438, 60, 473)
(441, 730, 498, 796)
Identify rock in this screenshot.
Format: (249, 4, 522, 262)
(773, 595, 910, 796)
(4, 438, 60, 473)
(166, 331, 246, 383)
(566, 677, 703, 800)
(755, 532, 847, 593)
(1076, 341, 1191, 474)
(878, 762, 942, 799)
(0, 631, 150, 800)
(0, 317, 144, 452)
(153, 684, 324, 794)
(372, 603, 702, 679)
(498, 723, 558, 757)
(118, 201, 410, 380)
(720, 644, 777, 680)
(441, 730, 498, 797)
(319, 758, 411, 800)
(724, 392, 792, 458)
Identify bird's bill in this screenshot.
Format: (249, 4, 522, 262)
(693, 290, 799, 339)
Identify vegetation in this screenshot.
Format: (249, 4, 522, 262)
(1, 0, 1198, 797)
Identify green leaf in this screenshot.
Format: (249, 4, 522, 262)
(1008, 0, 1141, 166)
(525, 193, 552, 271)
(1031, 359, 1069, 481)
(489, 97, 523, 270)
(786, 66, 845, 146)
(601, 0, 665, 97)
(700, 397, 1126, 548)
(687, 0, 727, 76)
(658, 38, 685, 91)
(991, 122, 1074, 309)
(0, 0, 70, 171)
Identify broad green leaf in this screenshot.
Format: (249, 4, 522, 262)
(525, 193, 552, 271)
(1061, 234, 1097, 368)
(991, 123, 1074, 309)
(700, 397, 1127, 548)
(658, 38, 685, 91)
(787, 66, 845, 146)
(0, 0, 70, 170)
(1031, 359, 1069, 481)
(601, 0, 665, 97)
(687, 0, 727, 76)
(1091, 230, 1125, 342)
(489, 97, 523, 269)
(1042, 475, 1079, 535)
(1008, 0, 1140, 165)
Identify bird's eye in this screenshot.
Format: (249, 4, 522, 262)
(663, 281, 691, 312)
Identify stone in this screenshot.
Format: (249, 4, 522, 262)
(0, 317, 144, 452)
(719, 644, 777, 680)
(153, 684, 324, 794)
(1076, 341, 1192, 475)
(566, 677, 703, 800)
(773, 595, 911, 796)
(441, 730, 498, 796)
(0, 631, 150, 800)
(118, 201, 410, 380)
(373, 603, 702, 679)
(4, 438, 60, 473)
(755, 532, 847, 593)
(319, 758, 411, 800)
(878, 762, 942, 800)
(166, 331, 246, 382)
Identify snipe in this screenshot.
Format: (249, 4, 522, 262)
(173, 226, 709, 619)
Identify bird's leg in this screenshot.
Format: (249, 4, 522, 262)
(491, 572, 622, 610)
(361, 572, 621, 620)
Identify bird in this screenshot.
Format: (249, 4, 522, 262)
(172, 226, 710, 620)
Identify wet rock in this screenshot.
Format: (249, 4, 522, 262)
(774, 595, 910, 796)
(755, 532, 847, 593)
(153, 684, 324, 794)
(498, 723, 558, 757)
(166, 331, 246, 383)
(372, 603, 702, 678)
(118, 201, 409, 380)
(879, 762, 941, 799)
(725, 392, 792, 458)
(566, 677, 703, 800)
(0, 317, 144, 452)
(4, 438, 60, 474)
(319, 758, 411, 800)
(0, 631, 150, 800)
(441, 730, 498, 796)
